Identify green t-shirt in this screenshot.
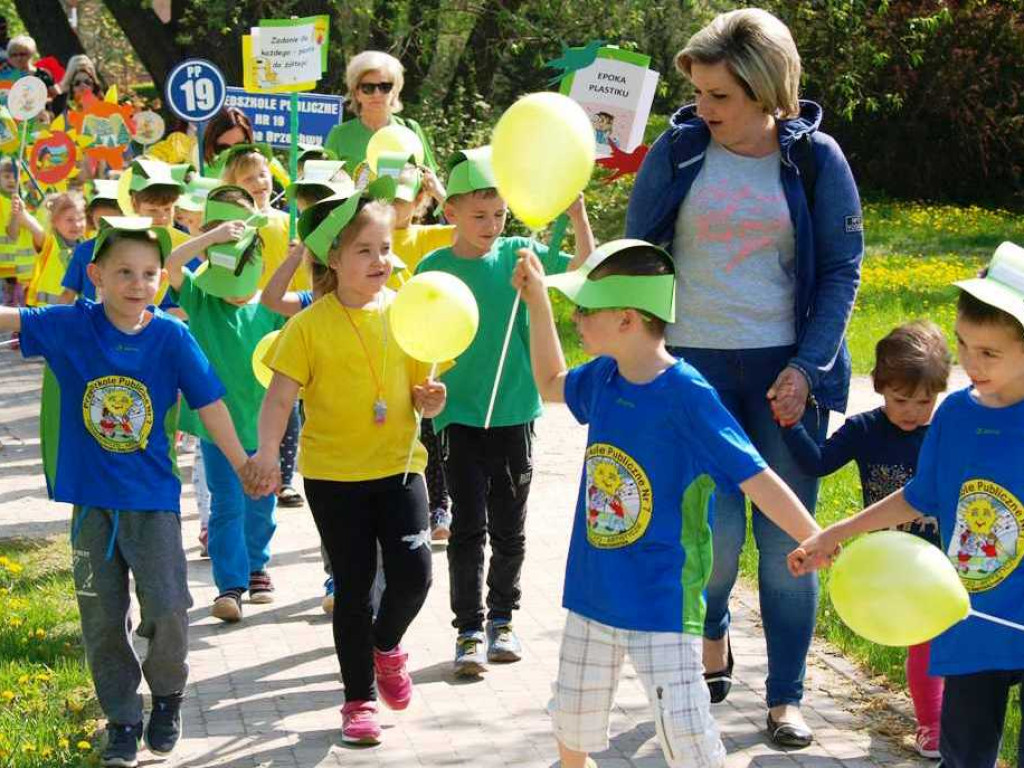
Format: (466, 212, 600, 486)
(415, 236, 570, 431)
(324, 115, 437, 172)
(171, 272, 286, 450)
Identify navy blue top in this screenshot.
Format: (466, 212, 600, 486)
(783, 407, 939, 545)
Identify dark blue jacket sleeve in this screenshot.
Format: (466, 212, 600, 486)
(789, 134, 863, 390)
(625, 131, 674, 243)
(782, 418, 861, 477)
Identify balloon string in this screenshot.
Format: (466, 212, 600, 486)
(402, 361, 437, 484)
(969, 609, 1024, 634)
(485, 227, 542, 429)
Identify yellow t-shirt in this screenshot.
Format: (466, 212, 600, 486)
(259, 210, 311, 292)
(388, 225, 456, 290)
(268, 291, 431, 482)
(26, 232, 72, 306)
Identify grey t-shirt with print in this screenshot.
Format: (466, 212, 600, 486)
(670, 140, 797, 350)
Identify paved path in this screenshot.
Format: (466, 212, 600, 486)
(0, 351, 948, 767)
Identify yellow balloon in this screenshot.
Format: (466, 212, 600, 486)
(491, 92, 595, 230)
(829, 531, 970, 646)
(251, 330, 281, 388)
(366, 125, 425, 172)
(117, 168, 135, 215)
(389, 272, 479, 363)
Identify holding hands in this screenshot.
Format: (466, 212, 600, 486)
(787, 528, 843, 577)
(239, 450, 280, 499)
(768, 366, 810, 427)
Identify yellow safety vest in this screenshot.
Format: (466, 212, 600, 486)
(0, 196, 37, 283)
(26, 233, 72, 306)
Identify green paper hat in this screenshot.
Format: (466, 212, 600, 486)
(193, 186, 268, 298)
(445, 146, 495, 198)
(545, 239, 676, 322)
(298, 191, 363, 265)
(177, 176, 220, 213)
(91, 216, 172, 265)
(373, 151, 421, 202)
(955, 242, 1024, 329)
(87, 179, 121, 208)
(285, 160, 355, 202)
(128, 158, 185, 194)
(168, 163, 194, 186)
(298, 144, 338, 163)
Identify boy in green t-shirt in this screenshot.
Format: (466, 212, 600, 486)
(415, 146, 595, 676)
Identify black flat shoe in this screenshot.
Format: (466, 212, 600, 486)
(766, 711, 814, 748)
(703, 634, 733, 704)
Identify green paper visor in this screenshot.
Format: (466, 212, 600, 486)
(955, 241, 1024, 329)
(374, 151, 421, 202)
(298, 144, 337, 163)
(544, 239, 676, 323)
(92, 216, 172, 265)
(87, 179, 121, 207)
(212, 142, 273, 171)
(286, 161, 354, 201)
(177, 176, 220, 213)
(299, 192, 364, 264)
(129, 158, 185, 194)
(200, 190, 268, 287)
(445, 146, 495, 198)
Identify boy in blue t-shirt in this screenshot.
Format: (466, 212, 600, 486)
(0, 217, 253, 768)
(513, 239, 822, 768)
(792, 241, 1024, 768)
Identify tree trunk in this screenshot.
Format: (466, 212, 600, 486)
(101, 0, 184, 92)
(401, 0, 441, 105)
(444, 0, 525, 106)
(13, 0, 85, 63)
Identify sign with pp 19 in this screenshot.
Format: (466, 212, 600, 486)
(165, 59, 226, 123)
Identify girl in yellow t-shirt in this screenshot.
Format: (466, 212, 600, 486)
(249, 191, 445, 746)
(23, 192, 87, 307)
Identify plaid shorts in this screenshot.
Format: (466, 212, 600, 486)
(550, 611, 725, 767)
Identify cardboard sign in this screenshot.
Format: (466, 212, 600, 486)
(249, 15, 328, 89)
(558, 46, 658, 160)
(223, 87, 342, 149)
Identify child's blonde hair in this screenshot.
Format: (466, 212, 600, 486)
(45, 191, 85, 221)
(221, 150, 269, 186)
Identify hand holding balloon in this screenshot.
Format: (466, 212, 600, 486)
(512, 249, 548, 307)
(412, 378, 446, 418)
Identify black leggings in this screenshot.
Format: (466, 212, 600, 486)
(304, 474, 432, 702)
(278, 403, 300, 487)
(421, 418, 449, 512)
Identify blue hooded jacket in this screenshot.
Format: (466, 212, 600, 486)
(625, 101, 863, 412)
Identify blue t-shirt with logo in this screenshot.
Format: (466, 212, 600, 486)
(563, 356, 766, 633)
(903, 388, 1024, 676)
(61, 239, 97, 300)
(18, 301, 225, 512)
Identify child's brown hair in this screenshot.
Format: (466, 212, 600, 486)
(588, 244, 675, 337)
(957, 289, 1024, 343)
(130, 185, 180, 207)
(872, 320, 952, 395)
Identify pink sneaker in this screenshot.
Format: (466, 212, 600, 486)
(341, 700, 381, 745)
(373, 644, 413, 710)
(915, 725, 940, 759)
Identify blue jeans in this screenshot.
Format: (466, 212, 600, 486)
(201, 441, 278, 593)
(671, 346, 828, 708)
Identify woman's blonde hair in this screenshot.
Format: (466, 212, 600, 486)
(7, 35, 36, 57)
(345, 51, 404, 116)
(58, 55, 100, 95)
(677, 8, 801, 119)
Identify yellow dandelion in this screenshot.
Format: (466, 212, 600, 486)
(1, 690, 14, 701)
(20, 743, 35, 753)
(76, 740, 91, 751)
(34, 628, 45, 639)
(57, 737, 69, 749)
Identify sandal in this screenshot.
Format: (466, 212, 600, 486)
(703, 633, 733, 704)
(276, 485, 304, 508)
(766, 710, 813, 748)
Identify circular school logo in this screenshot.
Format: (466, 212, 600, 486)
(583, 443, 652, 549)
(82, 376, 153, 453)
(947, 479, 1024, 592)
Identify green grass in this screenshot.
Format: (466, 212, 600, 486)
(0, 539, 100, 767)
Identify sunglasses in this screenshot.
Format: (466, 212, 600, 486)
(8, 52, 30, 59)
(358, 81, 393, 95)
(73, 78, 94, 88)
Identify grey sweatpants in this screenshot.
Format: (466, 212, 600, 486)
(71, 506, 192, 725)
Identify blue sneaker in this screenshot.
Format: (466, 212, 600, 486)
(453, 630, 487, 677)
(486, 620, 522, 663)
(101, 722, 142, 767)
(430, 507, 452, 541)
(145, 692, 183, 756)
(322, 576, 335, 614)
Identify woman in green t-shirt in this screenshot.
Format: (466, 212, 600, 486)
(324, 50, 437, 173)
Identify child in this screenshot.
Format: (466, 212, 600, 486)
(0, 217, 252, 767)
(0, 157, 35, 306)
(782, 320, 951, 758)
(218, 143, 309, 292)
(414, 146, 594, 675)
(249, 190, 444, 745)
(23, 191, 86, 306)
(512, 239, 821, 768)
(59, 180, 122, 303)
(791, 241, 1024, 768)
(164, 185, 286, 622)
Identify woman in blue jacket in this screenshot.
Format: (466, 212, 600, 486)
(626, 8, 863, 748)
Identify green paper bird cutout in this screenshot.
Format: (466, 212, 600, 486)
(545, 40, 605, 86)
